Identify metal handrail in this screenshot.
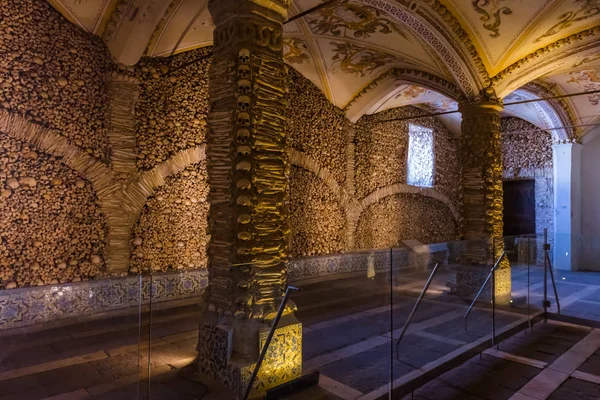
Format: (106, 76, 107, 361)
(463, 251, 507, 325)
(545, 252, 561, 314)
(395, 263, 440, 360)
(243, 285, 301, 400)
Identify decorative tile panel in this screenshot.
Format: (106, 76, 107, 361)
(0, 270, 208, 331)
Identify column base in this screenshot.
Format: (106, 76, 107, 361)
(197, 311, 302, 400)
(456, 264, 511, 305)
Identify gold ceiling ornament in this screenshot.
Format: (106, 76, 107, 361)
(535, 0, 600, 43)
(309, 0, 410, 40)
(331, 42, 404, 77)
(283, 37, 311, 64)
(472, 0, 513, 38)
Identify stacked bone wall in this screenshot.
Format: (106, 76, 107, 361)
(356, 195, 457, 249)
(286, 70, 348, 257)
(130, 49, 212, 271)
(130, 163, 209, 273)
(289, 167, 346, 257)
(501, 117, 554, 257)
(0, 0, 110, 289)
(135, 49, 210, 170)
(354, 107, 461, 248)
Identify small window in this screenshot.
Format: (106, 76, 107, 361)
(407, 124, 434, 187)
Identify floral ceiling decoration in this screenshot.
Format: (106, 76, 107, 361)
(567, 69, 600, 105)
(472, 0, 514, 38)
(309, 1, 409, 39)
(535, 0, 600, 42)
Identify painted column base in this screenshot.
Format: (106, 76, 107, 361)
(197, 312, 302, 400)
(456, 265, 511, 305)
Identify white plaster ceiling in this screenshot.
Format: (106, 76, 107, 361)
(46, 0, 600, 137)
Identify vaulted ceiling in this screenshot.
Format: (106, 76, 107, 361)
(48, 0, 600, 138)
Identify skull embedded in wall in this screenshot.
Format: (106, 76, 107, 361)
(237, 129, 250, 143)
(237, 145, 251, 155)
(238, 80, 251, 94)
(237, 112, 251, 126)
(239, 49, 250, 64)
(238, 65, 250, 79)
(237, 95, 250, 111)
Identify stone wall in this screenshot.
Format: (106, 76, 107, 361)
(0, 0, 111, 289)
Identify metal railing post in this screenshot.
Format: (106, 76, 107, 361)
(545, 251, 561, 315)
(543, 229, 549, 322)
(395, 263, 440, 360)
(243, 285, 301, 400)
(492, 259, 496, 348)
(464, 251, 507, 328)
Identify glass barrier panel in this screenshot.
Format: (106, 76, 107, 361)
(0, 275, 144, 399)
(145, 268, 205, 399)
(285, 250, 393, 399)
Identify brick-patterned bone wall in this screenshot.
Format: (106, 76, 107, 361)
(356, 194, 457, 249)
(130, 162, 210, 273)
(0, 132, 107, 289)
(289, 167, 346, 257)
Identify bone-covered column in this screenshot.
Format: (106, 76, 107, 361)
(199, 1, 300, 398)
(458, 100, 511, 304)
(206, 0, 292, 320)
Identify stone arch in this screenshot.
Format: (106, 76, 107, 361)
(290, 149, 362, 215)
(504, 84, 576, 143)
(491, 26, 600, 97)
(360, 0, 484, 97)
(360, 183, 460, 222)
(0, 110, 115, 214)
(344, 68, 462, 122)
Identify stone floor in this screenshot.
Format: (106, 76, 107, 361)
(402, 322, 600, 400)
(1, 265, 600, 399)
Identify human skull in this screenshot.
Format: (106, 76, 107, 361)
(236, 129, 250, 143)
(238, 65, 250, 79)
(237, 95, 250, 111)
(238, 80, 251, 94)
(237, 112, 250, 126)
(239, 49, 250, 64)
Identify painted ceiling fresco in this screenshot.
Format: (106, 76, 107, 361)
(45, 0, 600, 137)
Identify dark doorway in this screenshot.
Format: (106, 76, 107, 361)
(503, 180, 536, 236)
